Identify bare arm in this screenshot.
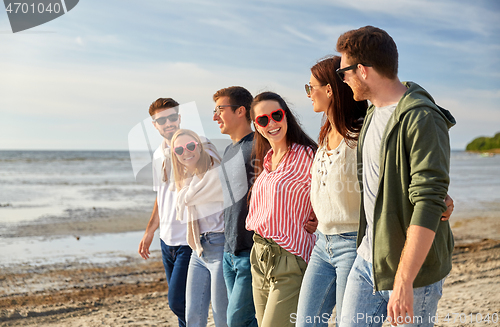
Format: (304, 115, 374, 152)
(387, 225, 435, 325)
(138, 198, 160, 260)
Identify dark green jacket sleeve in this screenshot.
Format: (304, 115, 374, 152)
(404, 107, 450, 233)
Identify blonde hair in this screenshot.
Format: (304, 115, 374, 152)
(171, 129, 212, 191)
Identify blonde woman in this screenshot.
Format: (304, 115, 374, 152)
(171, 129, 228, 327)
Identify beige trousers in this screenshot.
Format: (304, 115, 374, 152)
(250, 233, 307, 327)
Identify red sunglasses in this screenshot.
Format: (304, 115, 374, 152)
(174, 141, 198, 156)
(255, 109, 285, 128)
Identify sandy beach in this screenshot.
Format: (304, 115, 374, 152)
(1, 213, 499, 327)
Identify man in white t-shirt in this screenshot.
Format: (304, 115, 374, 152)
(336, 26, 455, 327)
(138, 98, 191, 327)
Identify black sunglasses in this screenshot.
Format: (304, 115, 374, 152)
(174, 141, 198, 156)
(153, 113, 179, 125)
(336, 63, 372, 81)
(255, 109, 285, 128)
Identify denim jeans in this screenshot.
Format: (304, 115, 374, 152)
(186, 232, 228, 327)
(161, 240, 192, 327)
(295, 230, 357, 327)
(223, 251, 258, 327)
(339, 255, 445, 327)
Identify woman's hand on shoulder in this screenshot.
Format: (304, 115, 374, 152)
(441, 194, 454, 221)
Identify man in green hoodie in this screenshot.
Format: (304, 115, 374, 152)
(336, 26, 456, 327)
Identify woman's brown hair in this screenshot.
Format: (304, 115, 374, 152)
(311, 56, 368, 148)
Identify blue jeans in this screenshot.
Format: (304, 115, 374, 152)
(295, 230, 357, 327)
(186, 232, 228, 327)
(161, 240, 192, 327)
(223, 251, 258, 327)
(339, 255, 445, 327)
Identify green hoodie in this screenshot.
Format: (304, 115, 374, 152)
(357, 82, 456, 291)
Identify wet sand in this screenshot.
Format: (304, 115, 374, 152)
(1, 215, 499, 327)
(1, 208, 151, 239)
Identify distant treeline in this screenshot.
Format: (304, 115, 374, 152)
(466, 132, 500, 152)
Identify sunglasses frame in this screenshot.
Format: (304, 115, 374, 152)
(255, 108, 286, 128)
(305, 83, 327, 96)
(174, 141, 198, 156)
(153, 113, 179, 125)
(213, 105, 240, 116)
(336, 63, 372, 81)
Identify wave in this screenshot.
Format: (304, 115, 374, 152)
(0, 150, 131, 163)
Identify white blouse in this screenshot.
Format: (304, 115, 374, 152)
(310, 139, 360, 235)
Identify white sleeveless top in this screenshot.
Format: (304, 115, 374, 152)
(310, 139, 360, 235)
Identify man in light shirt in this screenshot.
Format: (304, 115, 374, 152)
(336, 26, 455, 327)
(138, 98, 191, 327)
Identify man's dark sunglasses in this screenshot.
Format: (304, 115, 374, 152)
(153, 113, 179, 125)
(174, 141, 198, 156)
(336, 63, 372, 81)
(255, 109, 285, 128)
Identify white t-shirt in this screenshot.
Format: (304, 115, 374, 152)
(152, 145, 188, 246)
(358, 103, 397, 262)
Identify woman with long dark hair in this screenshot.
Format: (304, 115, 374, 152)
(295, 56, 367, 327)
(245, 92, 317, 327)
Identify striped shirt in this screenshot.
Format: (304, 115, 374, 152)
(246, 143, 316, 262)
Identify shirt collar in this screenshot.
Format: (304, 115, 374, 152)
(263, 143, 298, 172)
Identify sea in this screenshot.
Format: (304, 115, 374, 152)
(0, 150, 499, 268)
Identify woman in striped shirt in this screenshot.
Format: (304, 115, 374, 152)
(246, 91, 318, 327)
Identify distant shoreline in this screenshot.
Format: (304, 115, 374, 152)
(466, 148, 500, 154)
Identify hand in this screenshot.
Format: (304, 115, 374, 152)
(304, 211, 318, 234)
(138, 232, 154, 260)
(441, 194, 454, 221)
(387, 278, 414, 326)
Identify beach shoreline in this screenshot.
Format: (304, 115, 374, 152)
(1, 209, 151, 240)
(1, 215, 499, 327)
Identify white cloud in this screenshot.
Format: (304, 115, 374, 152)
(0, 59, 322, 149)
(282, 25, 316, 44)
(431, 86, 500, 149)
(1, 0, 498, 150)
(326, 0, 499, 35)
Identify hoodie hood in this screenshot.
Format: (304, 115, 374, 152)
(398, 82, 456, 129)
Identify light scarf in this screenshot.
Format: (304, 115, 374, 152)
(176, 161, 223, 256)
(175, 141, 222, 256)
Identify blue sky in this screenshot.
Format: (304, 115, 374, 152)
(1, 0, 499, 150)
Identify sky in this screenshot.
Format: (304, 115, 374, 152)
(1, 0, 499, 151)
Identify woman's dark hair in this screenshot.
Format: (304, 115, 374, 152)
(250, 92, 317, 178)
(311, 56, 368, 148)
